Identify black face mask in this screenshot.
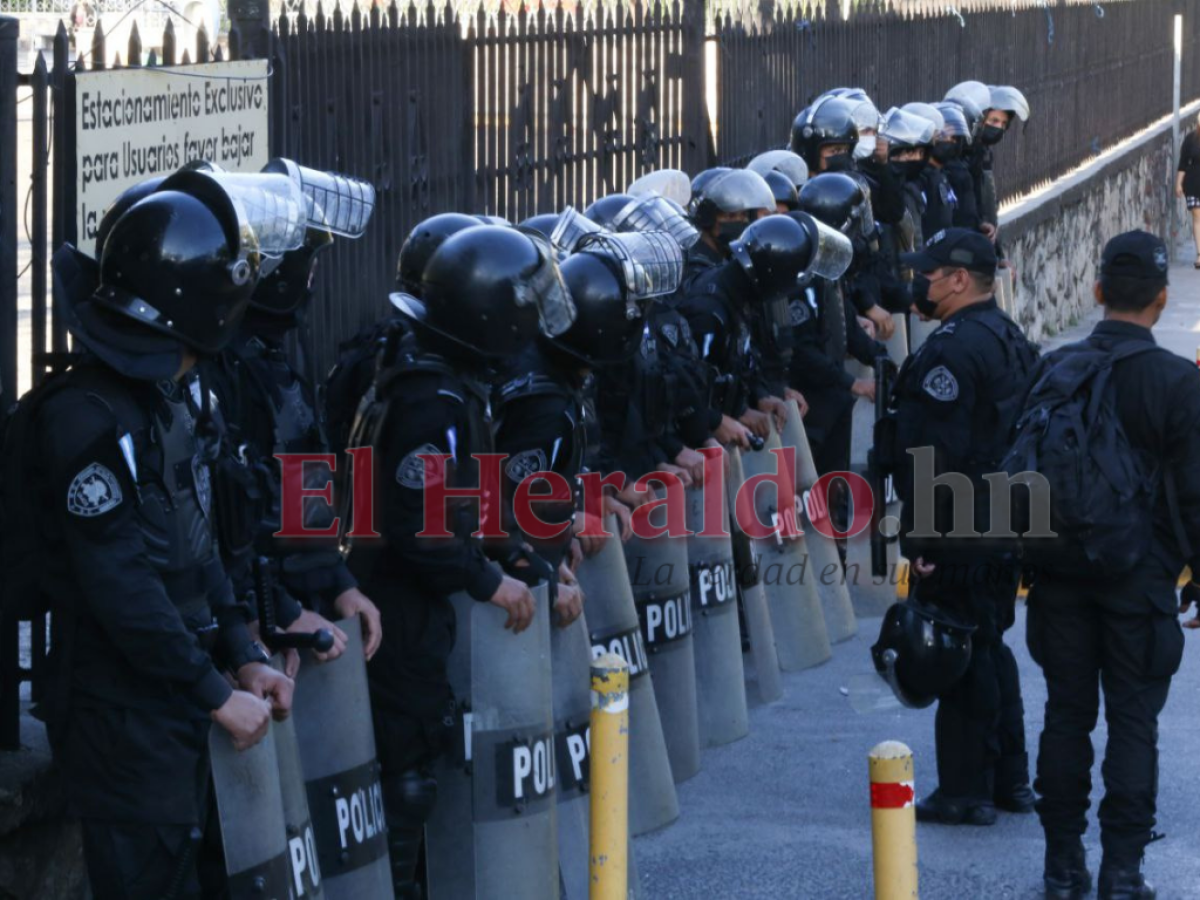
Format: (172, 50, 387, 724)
(717, 219, 748, 248)
(910, 274, 940, 318)
(889, 158, 927, 181)
(931, 143, 959, 164)
(822, 153, 856, 173)
(980, 124, 1006, 146)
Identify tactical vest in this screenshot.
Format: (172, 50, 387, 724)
(494, 370, 587, 481)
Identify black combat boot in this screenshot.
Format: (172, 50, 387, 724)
(995, 752, 1037, 813)
(383, 768, 438, 900)
(1098, 857, 1155, 900)
(1043, 838, 1091, 900)
(915, 788, 997, 827)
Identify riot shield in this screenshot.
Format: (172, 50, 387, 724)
(883, 312, 909, 367)
(576, 515, 679, 837)
(740, 426, 832, 672)
(685, 481, 749, 748)
(291, 620, 393, 900)
(210, 724, 293, 900)
(622, 496, 700, 785)
(552, 611, 592, 900)
(275, 706, 324, 899)
(426, 583, 559, 900)
(782, 402, 858, 644)
(908, 314, 939, 353)
(727, 447, 783, 704)
(846, 361, 902, 618)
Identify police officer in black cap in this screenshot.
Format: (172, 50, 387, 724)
(1027, 231, 1200, 900)
(202, 162, 383, 671)
(885, 227, 1038, 827)
(345, 224, 572, 897)
(26, 179, 294, 898)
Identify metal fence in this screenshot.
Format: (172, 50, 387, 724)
(713, 0, 1200, 200)
(271, 0, 708, 373)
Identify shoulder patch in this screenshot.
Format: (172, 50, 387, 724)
(506, 448, 548, 484)
(67, 462, 124, 517)
(921, 365, 959, 402)
(396, 443, 446, 490)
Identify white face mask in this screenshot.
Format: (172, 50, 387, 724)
(854, 135, 878, 159)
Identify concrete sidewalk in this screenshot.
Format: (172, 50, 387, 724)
(632, 260, 1200, 899)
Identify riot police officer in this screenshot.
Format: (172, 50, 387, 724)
(790, 95, 860, 176)
(685, 168, 776, 286)
(879, 107, 938, 311)
(885, 228, 1038, 827)
(933, 101, 983, 232)
(203, 162, 383, 668)
(905, 102, 957, 237)
(34, 179, 294, 898)
(345, 225, 572, 897)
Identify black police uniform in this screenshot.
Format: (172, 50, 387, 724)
(1027, 320, 1200, 869)
(493, 344, 588, 570)
(682, 238, 728, 293)
(37, 362, 264, 899)
(944, 159, 981, 231)
(348, 331, 502, 774)
(889, 294, 1037, 812)
(918, 166, 956, 237)
(207, 329, 358, 628)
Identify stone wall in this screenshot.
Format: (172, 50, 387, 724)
(1000, 109, 1192, 342)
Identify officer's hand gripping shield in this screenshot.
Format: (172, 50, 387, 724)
(575, 514, 679, 836)
(425, 582, 559, 900)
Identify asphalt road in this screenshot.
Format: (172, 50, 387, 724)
(633, 258, 1200, 899)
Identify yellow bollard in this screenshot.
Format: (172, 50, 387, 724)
(590, 653, 630, 900)
(869, 741, 919, 900)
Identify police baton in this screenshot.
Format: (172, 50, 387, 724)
(869, 357, 898, 579)
(253, 556, 335, 653)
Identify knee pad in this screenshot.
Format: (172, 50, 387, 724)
(383, 768, 439, 830)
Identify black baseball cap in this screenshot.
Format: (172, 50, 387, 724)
(900, 227, 997, 275)
(1100, 230, 1169, 283)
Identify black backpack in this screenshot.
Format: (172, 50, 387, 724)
(1001, 339, 1169, 577)
(322, 316, 410, 458)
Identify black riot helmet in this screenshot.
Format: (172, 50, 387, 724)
(871, 600, 976, 709)
(583, 193, 637, 230)
(248, 227, 334, 322)
(689, 167, 731, 209)
(688, 169, 775, 230)
(938, 97, 982, 140)
(396, 213, 482, 296)
(519, 213, 564, 240)
(763, 170, 800, 212)
(89, 187, 259, 355)
(548, 252, 643, 367)
(728, 214, 812, 300)
(798, 173, 871, 236)
(401, 225, 576, 361)
(986, 84, 1030, 123)
(932, 102, 972, 161)
(94, 176, 165, 261)
(790, 97, 860, 172)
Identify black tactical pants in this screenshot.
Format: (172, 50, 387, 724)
(1026, 578, 1184, 862)
(81, 820, 204, 900)
(915, 559, 1027, 803)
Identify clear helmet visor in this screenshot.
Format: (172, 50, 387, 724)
(797, 213, 854, 283)
(944, 80, 992, 114)
(550, 206, 606, 256)
(171, 170, 308, 262)
(516, 232, 578, 338)
(575, 230, 684, 301)
(627, 168, 692, 208)
(263, 158, 376, 238)
(704, 169, 777, 215)
(901, 102, 945, 134)
(612, 194, 700, 250)
(880, 107, 937, 147)
(746, 150, 809, 189)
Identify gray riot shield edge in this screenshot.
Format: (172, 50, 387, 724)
(740, 426, 832, 672)
(727, 447, 782, 703)
(784, 402, 859, 643)
(576, 514, 679, 836)
(552, 611, 592, 900)
(622, 498, 701, 785)
(685, 482, 749, 747)
(426, 582, 559, 900)
(292, 620, 393, 900)
(275, 700, 324, 900)
(908, 314, 939, 354)
(846, 361, 902, 618)
(210, 724, 294, 900)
